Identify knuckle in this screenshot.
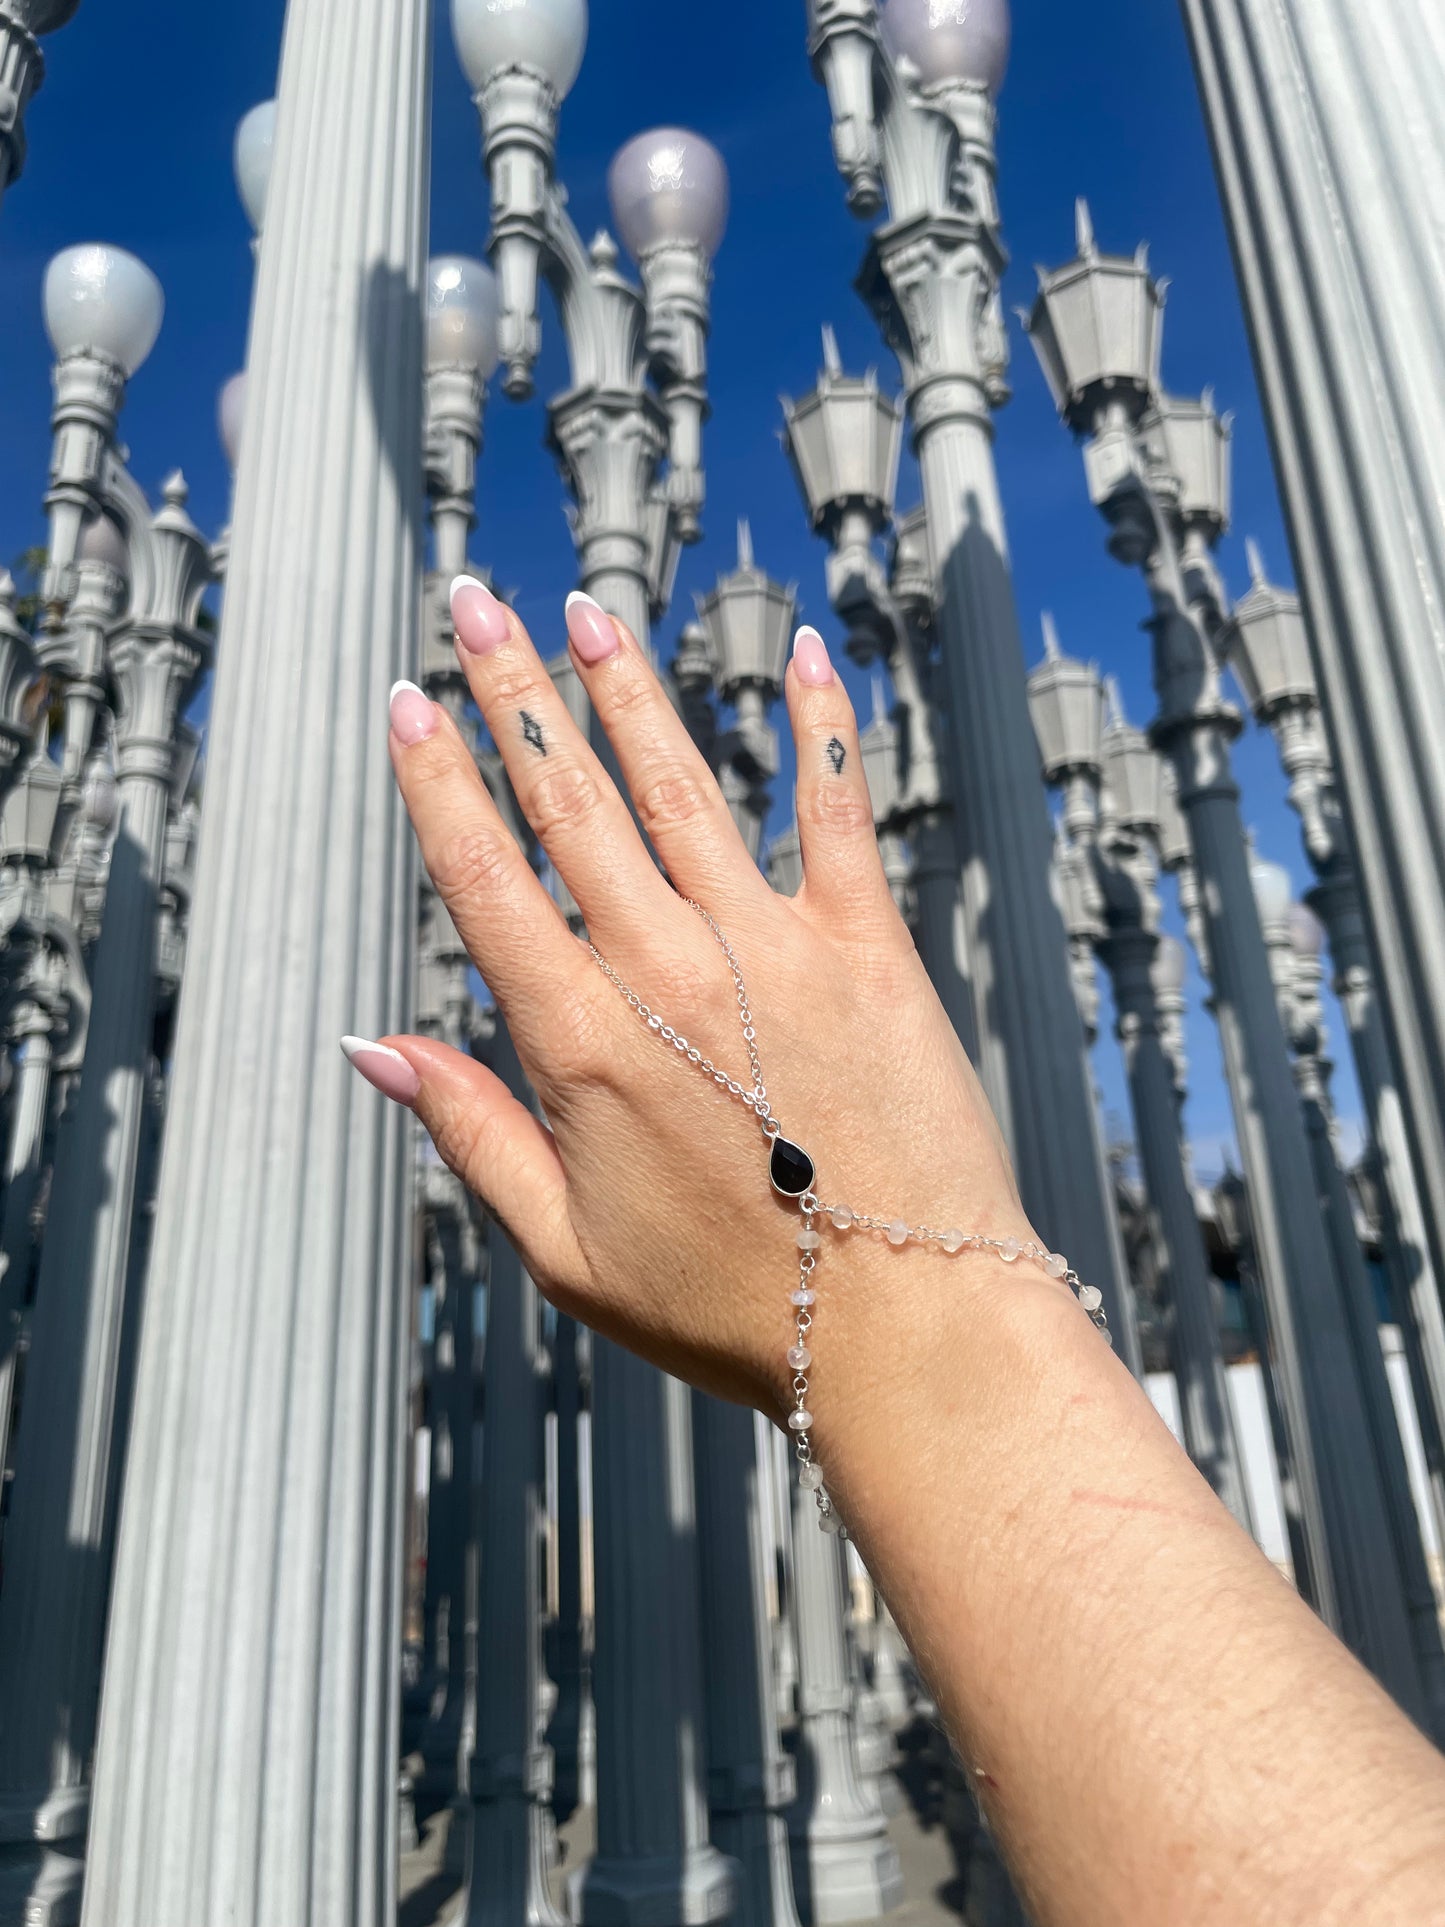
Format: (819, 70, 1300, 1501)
(433, 1100, 510, 1189)
(803, 779, 877, 840)
(428, 826, 517, 905)
(526, 760, 605, 841)
(485, 666, 547, 712)
(598, 667, 657, 722)
(545, 987, 618, 1088)
(634, 766, 713, 839)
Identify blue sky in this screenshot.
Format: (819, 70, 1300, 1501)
(0, 0, 1363, 1175)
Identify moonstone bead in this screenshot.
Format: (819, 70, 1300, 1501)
(788, 1409, 814, 1432)
(796, 1228, 821, 1251)
(791, 1288, 816, 1307)
(799, 1461, 824, 1491)
(1000, 1237, 1021, 1263)
(942, 1229, 966, 1253)
(788, 1344, 812, 1371)
(829, 1204, 854, 1230)
(1078, 1285, 1103, 1313)
(1043, 1253, 1068, 1279)
(820, 1510, 845, 1536)
(887, 1219, 909, 1246)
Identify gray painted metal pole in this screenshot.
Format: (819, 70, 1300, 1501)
(693, 1396, 803, 1927)
(889, 343, 1137, 1366)
(1177, 0, 1445, 1366)
(466, 1026, 566, 1927)
(79, 0, 429, 1914)
(786, 1493, 903, 1926)
(1098, 911, 1253, 1529)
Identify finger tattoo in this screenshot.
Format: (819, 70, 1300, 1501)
(826, 736, 846, 775)
(520, 711, 547, 757)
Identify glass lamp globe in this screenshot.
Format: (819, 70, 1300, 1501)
(426, 256, 501, 376)
(1250, 854, 1293, 928)
(880, 0, 1011, 95)
(42, 245, 164, 377)
(608, 129, 729, 261)
(1288, 902, 1326, 961)
(234, 101, 277, 234)
(13, 0, 83, 31)
(450, 0, 588, 98)
(76, 510, 130, 577)
(218, 372, 248, 472)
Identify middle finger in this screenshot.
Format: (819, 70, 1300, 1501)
(449, 575, 676, 946)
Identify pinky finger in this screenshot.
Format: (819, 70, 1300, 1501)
(786, 626, 897, 932)
(341, 1032, 585, 1293)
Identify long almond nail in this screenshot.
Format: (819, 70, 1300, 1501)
(565, 590, 621, 665)
(389, 679, 438, 745)
(341, 1036, 421, 1105)
(793, 626, 835, 687)
(452, 574, 511, 655)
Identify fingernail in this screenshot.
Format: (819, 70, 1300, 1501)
(565, 590, 621, 665)
(451, 574, 511, 655)
(341, 1036, 421, 1106)
(793, 626, 835, 687)
(390, 679, 438, 745)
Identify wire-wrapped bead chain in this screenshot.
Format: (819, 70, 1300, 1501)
(589, 902, 1112, 1535)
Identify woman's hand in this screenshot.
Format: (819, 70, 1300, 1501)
(348, 577, 1050, 1428)
(346, 576, 1445, 1927)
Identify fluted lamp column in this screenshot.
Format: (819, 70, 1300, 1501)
(0, 474, 210, 1927)
(1176, 0, 1445, 1388)
(80, 0, 430, 1916)
(454, 8, 736, 1919)
(808, 0, 1136, 1359)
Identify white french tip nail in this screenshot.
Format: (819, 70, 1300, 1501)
(389, 679, 426, 705)
(450, 573, 490, 606)
(341, 1035, 405, 1065)
(566, 590, 602, 615)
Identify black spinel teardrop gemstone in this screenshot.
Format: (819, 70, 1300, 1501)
(769, 1137, 816, 1198)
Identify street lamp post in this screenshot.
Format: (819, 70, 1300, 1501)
(0, 464, 210, 1927)
(1175, 0, 1445, 1390)
(690, 531, 804, 1927)
(80, 0, 432, 1915)
(805, 0, 1134, 1351)
(782, 333, 980, 1075)
(1229, 552, 1445, 1549)
(1026, 208, 1438, 1727)
(452, 7, 736, 1921)
(0, 0, 79, 216)
(1028, 636, 1251, 1528)
(1253, 867, 1445, 1725)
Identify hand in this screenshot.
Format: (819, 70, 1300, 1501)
(350, 578, 1054, 1427)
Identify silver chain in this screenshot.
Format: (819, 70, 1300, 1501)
(588, 900, 1113, 1537)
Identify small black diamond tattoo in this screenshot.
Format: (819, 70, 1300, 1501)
(520, 710, 547, 757)
(826, 736, 846, 775)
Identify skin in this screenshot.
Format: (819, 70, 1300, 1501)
(374, 588, 1445, 1926)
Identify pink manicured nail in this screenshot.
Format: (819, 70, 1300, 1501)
(341, 1036, 421, 1106)
(565, 591, 621, 665)
(451, 574, 511, 655)
(793, 626, 835, 687)
(390, 679, 438, 745)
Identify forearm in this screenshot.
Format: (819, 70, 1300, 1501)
(818, 1262, 1445, 1925)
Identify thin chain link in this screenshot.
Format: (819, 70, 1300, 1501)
(587, 900, 1113, 1533)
